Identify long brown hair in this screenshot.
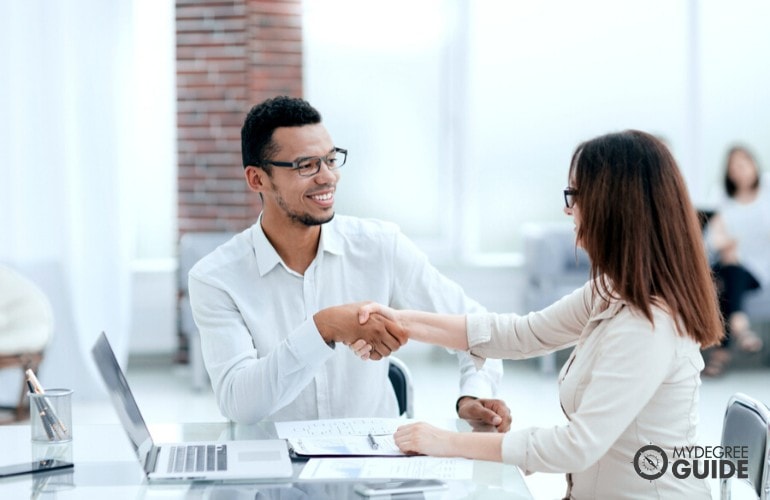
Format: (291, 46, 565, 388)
(568, 130, 723, 347)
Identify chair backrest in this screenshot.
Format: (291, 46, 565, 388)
(178, 232, 236, 334)
(0, 264, 54, 354)
(521, 222, 591, 312)
(720, 392, 770, 500)
(388, 357, 413, 418)
(178, 232, 237, 294)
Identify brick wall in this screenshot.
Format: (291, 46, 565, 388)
(176, 0, 303, 234)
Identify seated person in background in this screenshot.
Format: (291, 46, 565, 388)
(352, 131, 721, 499)
(703, 145, 768, 376)
(188, 96, 510, 430)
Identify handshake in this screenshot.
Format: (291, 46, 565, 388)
(313, 302, 403, 360)
(313, 302, 513, 432)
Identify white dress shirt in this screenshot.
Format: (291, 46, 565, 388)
(189, 215, 502, 423)
(467, 282, 711, 499)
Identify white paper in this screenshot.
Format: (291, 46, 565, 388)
(275, 418, 408, 439)
(298, 457, 473, 480)
(288, 433, 404, 456)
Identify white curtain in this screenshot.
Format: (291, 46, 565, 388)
(0, 0, 136, 399)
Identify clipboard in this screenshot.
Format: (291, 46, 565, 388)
(287, 434, 406, 458)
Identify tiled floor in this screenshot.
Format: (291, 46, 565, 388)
(75, 342, 769, 499)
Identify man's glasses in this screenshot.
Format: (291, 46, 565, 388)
(563, 188, 578, 209)
(262, 147, 348, 177)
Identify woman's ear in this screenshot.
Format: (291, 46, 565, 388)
(244, 166, 267, 193)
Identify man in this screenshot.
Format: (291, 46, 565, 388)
(189, 96, 510, 430)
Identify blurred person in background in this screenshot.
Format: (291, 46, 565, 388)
(703, 145, 769, 376)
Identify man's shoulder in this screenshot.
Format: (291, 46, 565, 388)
(331, 215, 402, 241)
(188, 227, 255, 280)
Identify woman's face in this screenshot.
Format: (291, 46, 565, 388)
(728, 150, 759, 192)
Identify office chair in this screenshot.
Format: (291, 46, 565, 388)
(388, 356, 414, 418)
(0, 265, 54, 423)
(720, 392, 770, 499)
(521, 223, 590, 374)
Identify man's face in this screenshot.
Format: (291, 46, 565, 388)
(259, 123, 340, 226)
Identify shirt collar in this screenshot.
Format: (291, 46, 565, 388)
(251, 214, 345, 277)
(252, 215, 282, 276)
(319, 216, 345, 256)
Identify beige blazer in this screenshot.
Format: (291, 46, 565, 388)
(467, 282, 712, 499)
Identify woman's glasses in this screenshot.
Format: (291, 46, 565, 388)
(563, 188, 578, 209)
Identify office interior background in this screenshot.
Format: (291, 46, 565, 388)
(2, 0, 770, 465)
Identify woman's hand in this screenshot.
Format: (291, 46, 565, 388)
(346, 339, 373, 360)
(358, 302, 399, 324)
(393, 422, 458, 457)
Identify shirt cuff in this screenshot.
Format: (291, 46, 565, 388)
(458, 374, 495, 400)
(286, 319, 336, 369)
(466, 313, 492, 370)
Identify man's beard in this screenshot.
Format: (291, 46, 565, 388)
(274, 190, 335, 226)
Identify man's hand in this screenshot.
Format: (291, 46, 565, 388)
(457, 397, 512, 433)
(347, 303, 402, 360)
(314, 303, 407, 360)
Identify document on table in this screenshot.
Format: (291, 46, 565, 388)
(288, 434, 404, 457)
(275, 418, 407, 439)
(299, 456, 473, 480)
(275, 418, 410, 457)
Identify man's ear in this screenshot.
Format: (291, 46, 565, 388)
(244, 166, 267, 193)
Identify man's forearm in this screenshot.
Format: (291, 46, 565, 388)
(209, 320, 335, 423)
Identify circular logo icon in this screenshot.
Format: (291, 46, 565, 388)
(633, 444, 668, 480)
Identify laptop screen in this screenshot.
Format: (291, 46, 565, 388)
(91, 332, 155, 467)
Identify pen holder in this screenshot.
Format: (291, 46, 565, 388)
(30, 389, 73, 443)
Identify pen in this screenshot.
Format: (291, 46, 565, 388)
(25, 369, 45, 394)
(28, 381, 56, 441)
(367, 433, 379, 450)
(25, 370, 69, 439)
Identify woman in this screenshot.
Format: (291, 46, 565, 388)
(353, 131, 722, 499)
(703, 145, 768, 376)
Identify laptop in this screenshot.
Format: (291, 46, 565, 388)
(91, 331, 293, 481)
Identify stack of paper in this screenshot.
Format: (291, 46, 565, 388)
(275, 418, 473, 480)
(276, 418, 407, 457)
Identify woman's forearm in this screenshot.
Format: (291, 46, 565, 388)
(398, 310, 469, 350)
(450, 431, 504, 462)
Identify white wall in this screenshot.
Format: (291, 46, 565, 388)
(126, 0, 178, 354)
(0, 0, 178, 363)
(304, 0, 770, 262)
(5, 1, 770, 356)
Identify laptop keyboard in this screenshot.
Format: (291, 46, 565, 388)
(167, 444, 227, 473)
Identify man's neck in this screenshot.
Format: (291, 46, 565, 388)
(260, 212, 322, 275)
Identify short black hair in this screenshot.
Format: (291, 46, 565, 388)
(241, 96, 322, 172)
